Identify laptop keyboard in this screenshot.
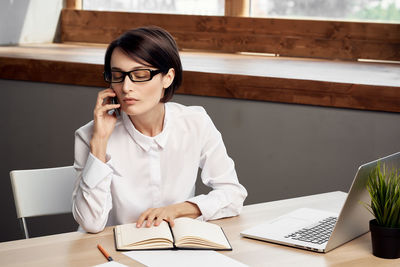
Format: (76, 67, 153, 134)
(284, 216, 337, 245)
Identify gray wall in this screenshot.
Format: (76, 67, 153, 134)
(1, 78, 400, 242)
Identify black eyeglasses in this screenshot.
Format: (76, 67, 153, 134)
(104, 69, 163, 83)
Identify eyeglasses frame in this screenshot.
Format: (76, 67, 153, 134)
(103, 69, 164, 83)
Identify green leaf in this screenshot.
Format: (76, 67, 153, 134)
(363, 161, 400, 227)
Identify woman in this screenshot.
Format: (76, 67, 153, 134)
(72, 26, 247, 233)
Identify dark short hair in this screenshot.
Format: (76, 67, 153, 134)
(104, 26, 182, 102)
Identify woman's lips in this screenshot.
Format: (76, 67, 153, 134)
(123, 98, 138, 105)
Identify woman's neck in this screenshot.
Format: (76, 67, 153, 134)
(129, 103, 165, 137)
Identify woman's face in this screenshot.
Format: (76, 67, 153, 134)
(110, 47, 174, 117)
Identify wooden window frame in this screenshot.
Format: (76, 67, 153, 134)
(66, 0, 81, 10)
(63, 0, 399, 61)
(61, 7, 400, 61)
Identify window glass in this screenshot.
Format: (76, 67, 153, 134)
(83, 0, 225, 16)
(251, 0, 400, 22)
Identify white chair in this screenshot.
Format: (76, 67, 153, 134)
(10, 166, 76, 238)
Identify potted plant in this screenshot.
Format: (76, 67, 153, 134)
(364, 161, 400, 259)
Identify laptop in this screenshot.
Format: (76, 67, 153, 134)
(240, 152, 400, 253)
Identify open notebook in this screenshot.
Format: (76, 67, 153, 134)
(114, 217, 232, 251)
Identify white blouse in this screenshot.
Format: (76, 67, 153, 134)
(72, 102, 247, 233)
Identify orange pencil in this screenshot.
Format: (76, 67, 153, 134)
(97, 244, 113, 261)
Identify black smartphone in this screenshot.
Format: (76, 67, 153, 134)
(110, 96, 121, 116)
(108, 84, 120, 116)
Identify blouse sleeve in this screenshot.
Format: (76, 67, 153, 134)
(187, 109, 248, 221)
(71, 124, 114, 233)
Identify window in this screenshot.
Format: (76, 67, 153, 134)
(250, 0, 400, 22)
(83, 0, 225, 16)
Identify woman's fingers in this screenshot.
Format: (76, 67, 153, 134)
(96, 89, 116, 107)
(163, 215, 175, 227)
(154, 212, 168, 226)
(91, 88, 120, 146)
(154, 217, 163, 226)
(146, 210, 158, 227)
(136, 208, 153, 228)
(93, 89, 120, 118)
(96, 103, 120, 115)
(136, 207, 177, 228)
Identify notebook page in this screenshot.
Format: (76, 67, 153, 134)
(172, 217, 230, 248)
(116, 221, 173, 247)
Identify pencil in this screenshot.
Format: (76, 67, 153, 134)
(97, 244, 113, 261)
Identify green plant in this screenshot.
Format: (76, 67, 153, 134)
(364, 161, 400, 228)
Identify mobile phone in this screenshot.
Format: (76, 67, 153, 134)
(110, 96, 121, 116)
(108, 85, 120, 116)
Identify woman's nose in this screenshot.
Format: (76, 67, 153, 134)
(121, 75, 135, 93)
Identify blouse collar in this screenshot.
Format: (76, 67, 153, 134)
(121, 104, 170, 152)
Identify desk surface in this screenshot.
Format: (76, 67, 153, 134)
(0, 191, 398, 267)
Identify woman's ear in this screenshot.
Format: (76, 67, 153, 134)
(163, 68, 175, 89)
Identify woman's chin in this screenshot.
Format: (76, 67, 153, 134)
(122, 102, 163, 117)
(122, 105, 145, 116)
(123, 109, 140, 116)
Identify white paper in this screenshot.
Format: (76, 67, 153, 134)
(92, 261, 129, 267)
(123, 250, 248, 267)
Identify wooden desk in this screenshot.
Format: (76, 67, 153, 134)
(0, 191, 398, 267)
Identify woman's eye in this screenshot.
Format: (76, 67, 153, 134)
(133, 70, 149, 79)
(112, 72, 123, 79)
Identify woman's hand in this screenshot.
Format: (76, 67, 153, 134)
(136, 202, 201, 228)
(90, 88, 120, 162)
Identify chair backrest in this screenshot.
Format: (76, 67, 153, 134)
(10, 166, 76, 219)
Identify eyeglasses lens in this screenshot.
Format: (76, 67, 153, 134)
(110, 70, 152, 83)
